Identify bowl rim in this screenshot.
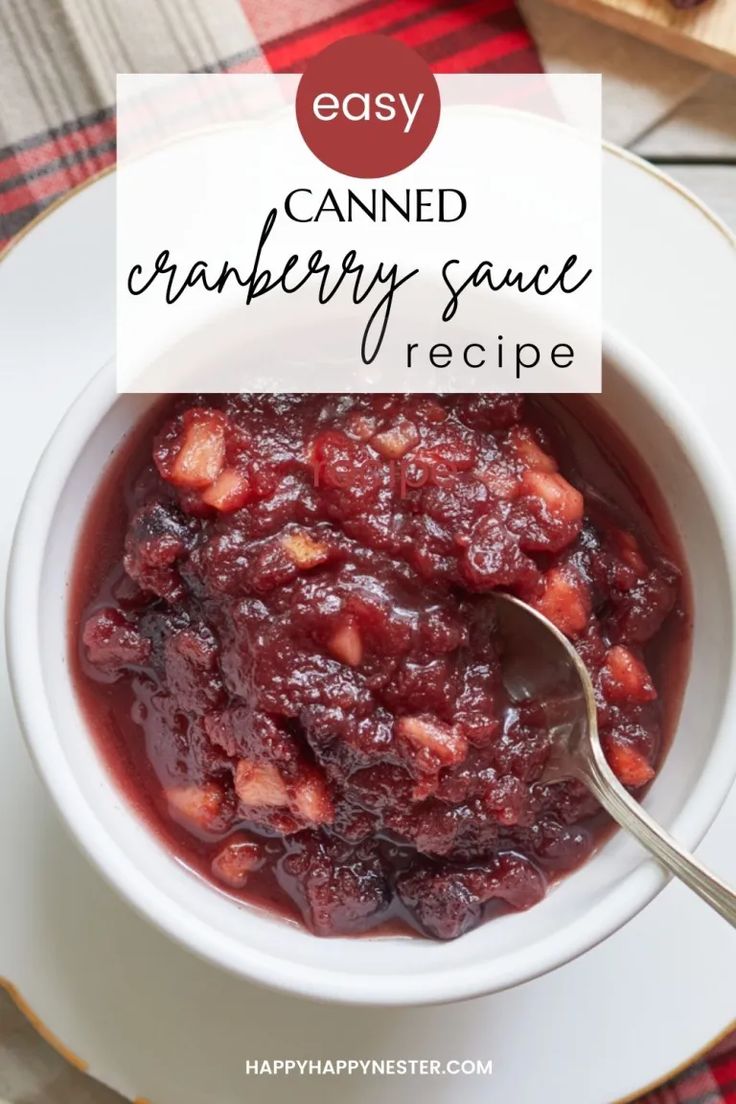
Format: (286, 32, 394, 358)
(6, 328, 736, 1006)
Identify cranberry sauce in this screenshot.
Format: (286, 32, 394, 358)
(70, 393, 690, 940)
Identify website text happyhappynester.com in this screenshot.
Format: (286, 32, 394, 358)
(245, 1058, 493, 1076)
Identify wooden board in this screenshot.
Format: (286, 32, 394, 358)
(547, 0, 736, 76)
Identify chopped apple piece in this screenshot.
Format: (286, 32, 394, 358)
(201, 468, 251, 512)
(521, 470, 584, 524)
(82, 607, 151, 670)
(508, 426, 558, 473)
(480, 462, 520, 501)
(166, 781, 226, 832)
(168, 412, 227, 489)
(605, 742, 655, 787)
(396, 715, 468, 765)
(612, 529, 647, 576)
(328, 620, 363, 666)
(234, 760, 289, 807)
(532, 566, 590, 636)
(601, 645, 657, 703)
(370, 417, 420, 460)
(346, 412, 376, 441)
(282, 529, 331, 569)
(211, 837, 262, 889)
(291, 771, 335, 825)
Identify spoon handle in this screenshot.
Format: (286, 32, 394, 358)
(581, 741, 736, 928)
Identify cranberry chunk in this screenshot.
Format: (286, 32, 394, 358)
(397, 853, 546, 939)
(83, 608, 150, 672)
(279, 837, 390, 936)
(610, 564, 678, 643)
(460, 512, 540, 592)
(123, 501, 193, 602)
(164, 627, 224, 715)
(454, 393, 524, 430)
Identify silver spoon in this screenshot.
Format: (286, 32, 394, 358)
(493, 592, 736, 926)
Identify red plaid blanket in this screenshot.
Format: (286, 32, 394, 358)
(0, 0, 539, 249)
(0, 1, 733, 1100)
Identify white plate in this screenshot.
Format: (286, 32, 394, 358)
(0, 148, 734, 1104)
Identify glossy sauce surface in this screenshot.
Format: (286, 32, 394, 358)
(71, 393, 690, 939)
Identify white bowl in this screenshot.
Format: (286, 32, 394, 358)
(6, 331, 736, 1006)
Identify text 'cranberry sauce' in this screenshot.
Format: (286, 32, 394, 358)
(71, 393, 690, 940)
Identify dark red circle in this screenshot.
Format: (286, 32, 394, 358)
(296, 34, 440, 178)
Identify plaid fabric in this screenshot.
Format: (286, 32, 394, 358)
(0, 1, 733, 1101)
(0, 0, 539, 249)
(0, 0, 540, 249)
(637, 1031, 736, 1104)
